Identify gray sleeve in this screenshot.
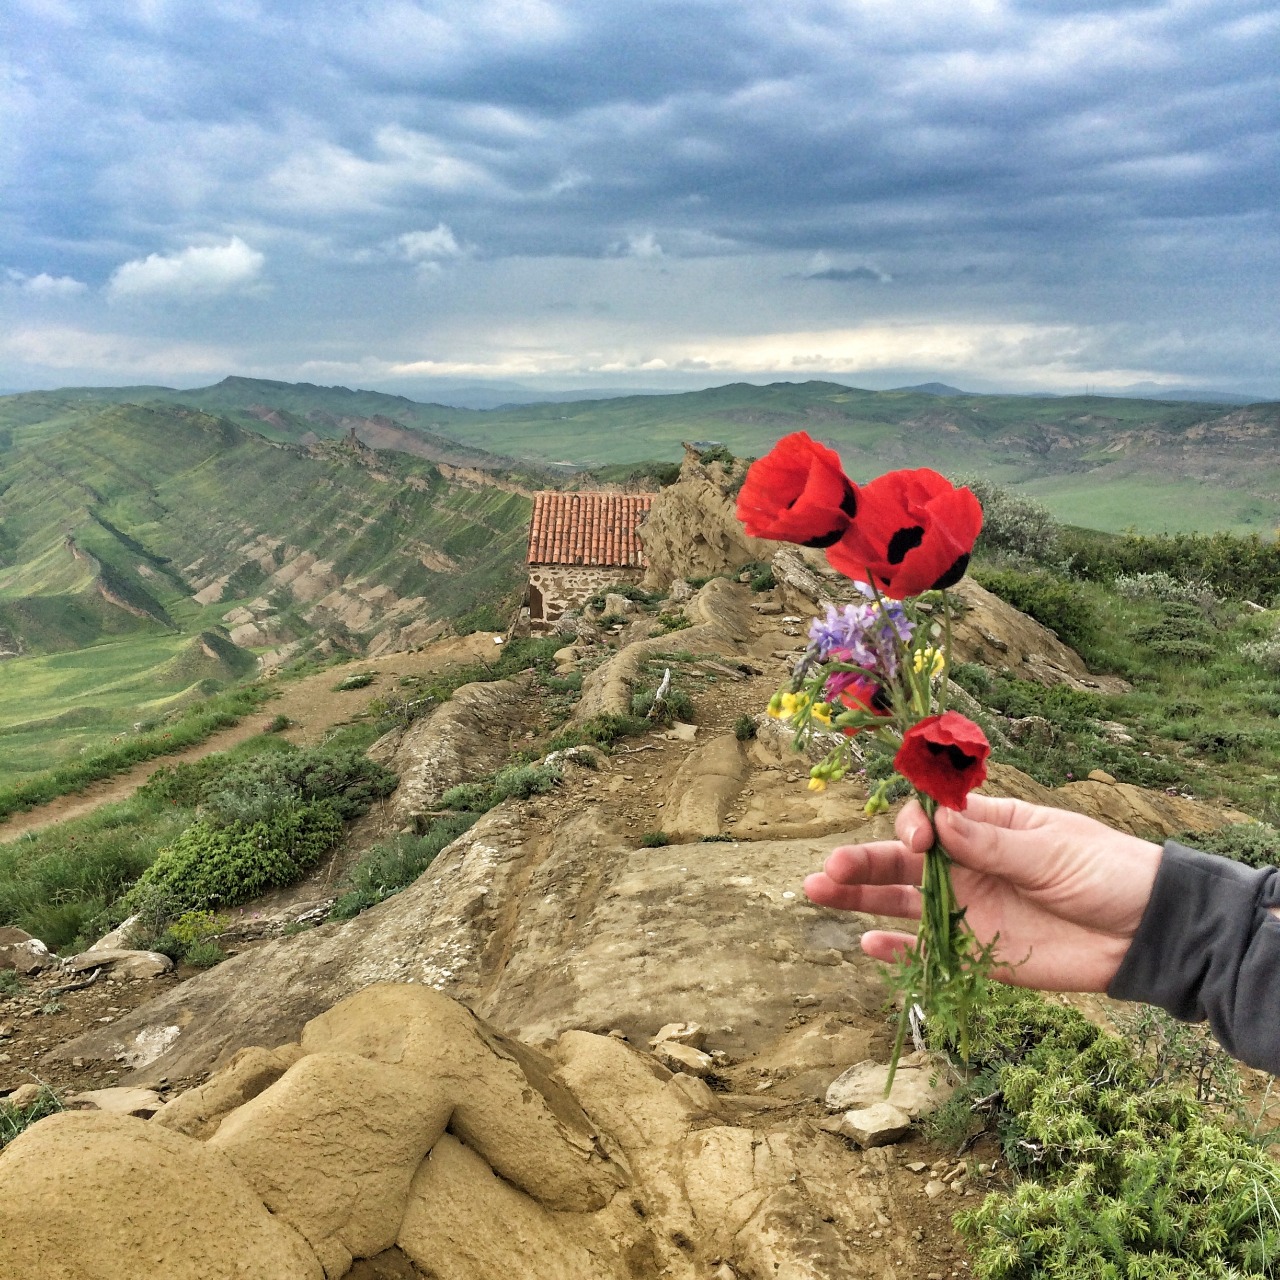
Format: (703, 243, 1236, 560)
(1107, 840, 1280, 1073)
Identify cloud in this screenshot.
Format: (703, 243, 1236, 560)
(107, 238, 264, 299)
(5, 269, 88, 297)
(0, 0, 1277, 395)
(396, 224, 469, 273)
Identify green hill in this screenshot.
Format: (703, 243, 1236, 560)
(37, 377, 1280, 534)
(0, 397, 534, 777)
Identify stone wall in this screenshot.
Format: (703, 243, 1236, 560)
(528, 565, 644, 627)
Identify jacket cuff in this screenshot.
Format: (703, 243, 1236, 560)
(1108, 840, 1280, 1069)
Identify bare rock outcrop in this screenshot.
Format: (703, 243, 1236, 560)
(574, 577, 778, 722)
(637, 447, 775, 590)
(948, 577, 1129, 692)
(369, 676, 531, 824)
(6, 985, 942, 1280)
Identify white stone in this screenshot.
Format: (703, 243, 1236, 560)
(838, 1103, 912, 1148)
(825, 1053, 955, 1119)
(89, 916, 140, 952)
(67, 1087, 164, 1118)
(653, 1041, 713, 1078)
(648, 1021, 707, 1050)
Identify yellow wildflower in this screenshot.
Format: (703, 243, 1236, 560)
(808, 775, 828, 792)
(913, 647, 946, 678)
(811, 701, 834, 726)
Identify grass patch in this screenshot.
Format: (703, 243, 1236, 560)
(330, 814, 477, 919)
(0, 682, 272, 821)
(0, 734, 396, 950)
(0, 1087, 62, 1151)
(944, 987, 1280, 1278)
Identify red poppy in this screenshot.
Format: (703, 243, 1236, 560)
(833, 676, 893, 736)
(826, 468, 982, 597)
(894, 711, 990, 810)
(735, 432, 859, 549)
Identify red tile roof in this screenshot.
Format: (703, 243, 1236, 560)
(527, 491, 655, 567)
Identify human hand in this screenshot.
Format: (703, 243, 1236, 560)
(804, 792, 1164, 992)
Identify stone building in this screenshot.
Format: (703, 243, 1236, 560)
(524, 491, 655, 629)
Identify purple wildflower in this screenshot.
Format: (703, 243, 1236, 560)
(808, 600, 913, 681)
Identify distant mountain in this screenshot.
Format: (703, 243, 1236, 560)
(890, 382, 973, 397)
(6, 375, 1280, 535)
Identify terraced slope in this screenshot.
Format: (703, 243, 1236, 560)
(0, 400, 532, 776)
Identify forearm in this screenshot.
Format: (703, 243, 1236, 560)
(1108, 840, 1280, 1073)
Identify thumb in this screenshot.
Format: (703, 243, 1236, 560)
(935, 802, 1037, 880)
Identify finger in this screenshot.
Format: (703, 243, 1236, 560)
(961, 791, 1050, 831)
(935, 803, 1044, 880)
(893, 798, 933, 852)
(803, 874, 922, 919)
(823, 841, 924, 887)
(859, 929, 916, 964)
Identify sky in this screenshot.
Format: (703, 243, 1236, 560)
(2, 0, 1278, 401)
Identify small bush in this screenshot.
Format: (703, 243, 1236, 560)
(332, 671, 376, 691)
(440, 763, 562, 813)
(0, 969, 23, 995)
(1114, 571, 1221, 609)
(584, 583, 656, 613)
(973, 567, 1099, 651)
(264, 714, 291, 733)
(1181, 821, 1280, 869)
(963, 476, 1062, 565)
(631, 685, 695, 725)
(733, 714, 758, 741)
(330, 815, 476, 918)
(948, 987, 1280, 1278)
(544, 714, 648, 753)
(1239, 636, 1280, 674)
(656, 613, 692, 634)
(127, 802, 343, 913)
(640, 831, 670, 847)
(182, 939, 226, 968)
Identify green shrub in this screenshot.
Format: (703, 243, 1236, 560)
(330, 814, 477, 919)
(584, 583, 656, 613)
(332, 671, 376, 691)
(0, 969, 22, 995)
(439, 763, 563, 813)
(656, 612, 692, 634)
(1066, 527, 1280, 602)
(543, 714, 648, 754)
(182, 939, 226, 968)
(963, 477, 1062, 565)
(1180, 821, 1280, 869)
(640, 831, 670, 847)
(947, 987, 1280, 1279)
(631, 685, 695, 725)
(127, 802, 343, 913)
(201, 747, 396, 824)
(733, 714, 758, 741)
(972, 567, 1099, 651)
(265, 714, 291, 733)
(438, 781, 493, 811)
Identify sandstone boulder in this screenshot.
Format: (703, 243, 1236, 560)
(368, 676, 532, 824)
(64, 947, 173, 979)
(66, 1086, 163, 1117)
(825, 1053, 954, 1120)
(0, 927, 54, 976)
(0, 1112, 323, 1280)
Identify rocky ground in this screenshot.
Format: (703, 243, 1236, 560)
(0, 458, 1257, 1279)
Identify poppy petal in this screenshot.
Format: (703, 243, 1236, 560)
(736, 432, 859, 547)
(894, 711, 990, 809)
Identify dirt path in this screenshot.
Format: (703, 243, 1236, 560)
(0, 633, 503, 842)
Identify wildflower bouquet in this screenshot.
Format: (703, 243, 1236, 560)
(737, 432, 994, 1078)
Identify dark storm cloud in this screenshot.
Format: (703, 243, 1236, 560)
(1, 0, 1277, 392)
